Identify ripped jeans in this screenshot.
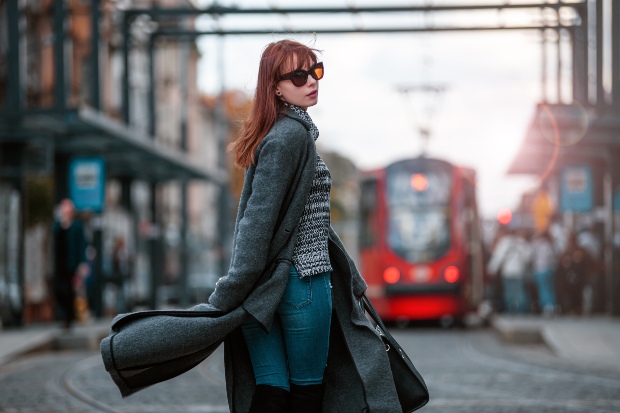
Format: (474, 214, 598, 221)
(241, 265, 332, 391)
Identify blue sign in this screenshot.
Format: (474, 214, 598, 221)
(614, 189, 620, 212)
(560, 165, 593, 212)
(69, 157, 106, 213)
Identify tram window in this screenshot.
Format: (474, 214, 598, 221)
(359, 179, 378, 249)
(385, 163, 453, 262)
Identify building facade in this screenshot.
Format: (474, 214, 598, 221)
(0, 0, 230, 326)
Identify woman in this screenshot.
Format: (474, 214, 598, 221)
(487, 227, 532, 313)
(207, 40, 401, 412)
(530, 230, 558, 315)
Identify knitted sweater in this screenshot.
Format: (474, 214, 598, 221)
(288, 105, 333, 277)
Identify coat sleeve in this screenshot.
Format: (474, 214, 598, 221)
(209, 123, 309, 312)
(329, 226, 368, 297)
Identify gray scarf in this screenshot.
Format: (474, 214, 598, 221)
(288, 104, 319, 142)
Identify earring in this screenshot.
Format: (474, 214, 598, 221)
(276, 92, 281, 96)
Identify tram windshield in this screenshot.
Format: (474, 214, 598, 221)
(386, 160, 452, 263)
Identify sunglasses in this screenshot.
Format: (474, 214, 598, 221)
(278, 62, 324, 87)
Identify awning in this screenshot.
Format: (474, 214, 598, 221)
(508, 103, 620, 175)
(0, 106, 227, 184)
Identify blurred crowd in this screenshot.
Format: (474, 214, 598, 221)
(52, 199, 133, 329)
(486, 217, 608, 316)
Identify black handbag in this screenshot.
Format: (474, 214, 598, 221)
(361, 294, 430, 412)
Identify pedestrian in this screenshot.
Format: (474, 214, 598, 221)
(576, 222, 603, 313)
(487, 227, 533, 314)
(555, 233, 597, 315)
(109, 237, 132, 314)
(486, 224, 509, 313)
(52, 198, 88, 330)
(205, 39, 401, 412)
(530, 229, 558, 315)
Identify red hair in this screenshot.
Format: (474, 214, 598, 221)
(230, 40, 320, 168)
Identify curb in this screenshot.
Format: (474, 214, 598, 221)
(0, 330, 57, 366)
(0, 323, 110, 366)
(490, 316, 545, 345)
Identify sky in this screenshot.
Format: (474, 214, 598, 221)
(194, 0, 574, 218)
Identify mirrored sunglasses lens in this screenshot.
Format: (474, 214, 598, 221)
(313, 66, 324, 80)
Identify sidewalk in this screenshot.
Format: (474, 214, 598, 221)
(0, 318, 111, 366)
(491, 314, 620, 370)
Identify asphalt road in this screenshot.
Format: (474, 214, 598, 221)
(1, 327, 619, 413)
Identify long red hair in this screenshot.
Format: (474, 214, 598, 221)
(230, 40, 320, 168)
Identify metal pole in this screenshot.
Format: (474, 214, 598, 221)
(91, 0, 101, 110)
(179, 34, 190, 306)
(542, 29, 547, 102)
(603, 162, 614, 314)
(180, 180, 189, 307)
(54, 0, 66, 109)
(612, 0, 620, 106)
(7, 0, 21, 110)
(555, 2, 563, 103)
(92, 217, 104, 318)
(595, 0, 604, 105)
(557, 27, 562, 103)
(572, 4, 588, 104)
(153, 25, 564, 38)
(148, 36, 156, 136)
(126, 3, 574, 17)
(149, 183, 159, 309)
(122, 14, 130, 124)
(216, 35, 231, 276)
(15, 173, 25, 326)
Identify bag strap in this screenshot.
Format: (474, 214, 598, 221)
(360, 294, 397, 343)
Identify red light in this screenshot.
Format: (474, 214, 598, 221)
(410, 174, 428, 191)
(444, 266, 460, 283)
(497, 208, 512, 225)
(383, 267, 401, 284)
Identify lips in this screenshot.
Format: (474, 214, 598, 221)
(307, 90, 318, 98)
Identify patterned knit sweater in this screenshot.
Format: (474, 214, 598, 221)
(288, 105, 333, 278)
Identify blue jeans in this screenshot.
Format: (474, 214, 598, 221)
(241, 266, 332, 391)
(503, 277, 529, 314)
(534, 269, 557, 310)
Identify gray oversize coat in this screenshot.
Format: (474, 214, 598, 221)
(100, 109, 402, 412)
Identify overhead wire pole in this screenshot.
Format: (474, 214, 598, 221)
(151, 25, 567, 38)
(124, 3, 572, 17)
(397, 85, 448, 156)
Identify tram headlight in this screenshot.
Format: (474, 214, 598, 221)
(383, 266, 401, 284)
(443, 265, 460, 283)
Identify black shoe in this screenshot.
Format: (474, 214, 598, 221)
(249, 385, 290, 413)
(290, 383, 325, 413)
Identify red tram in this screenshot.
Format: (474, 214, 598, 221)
(359, 157, 485, 324)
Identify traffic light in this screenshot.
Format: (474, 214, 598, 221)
(497, 208, 512, 226)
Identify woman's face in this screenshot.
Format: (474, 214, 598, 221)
(275, 59, 319, 110)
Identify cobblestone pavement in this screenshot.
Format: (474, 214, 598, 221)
(1, 328, 620, 412)
(399, 327, 620, 413)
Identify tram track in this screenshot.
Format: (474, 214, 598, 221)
(56, 349, 229, 413)
(60, 354, 121, 413)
